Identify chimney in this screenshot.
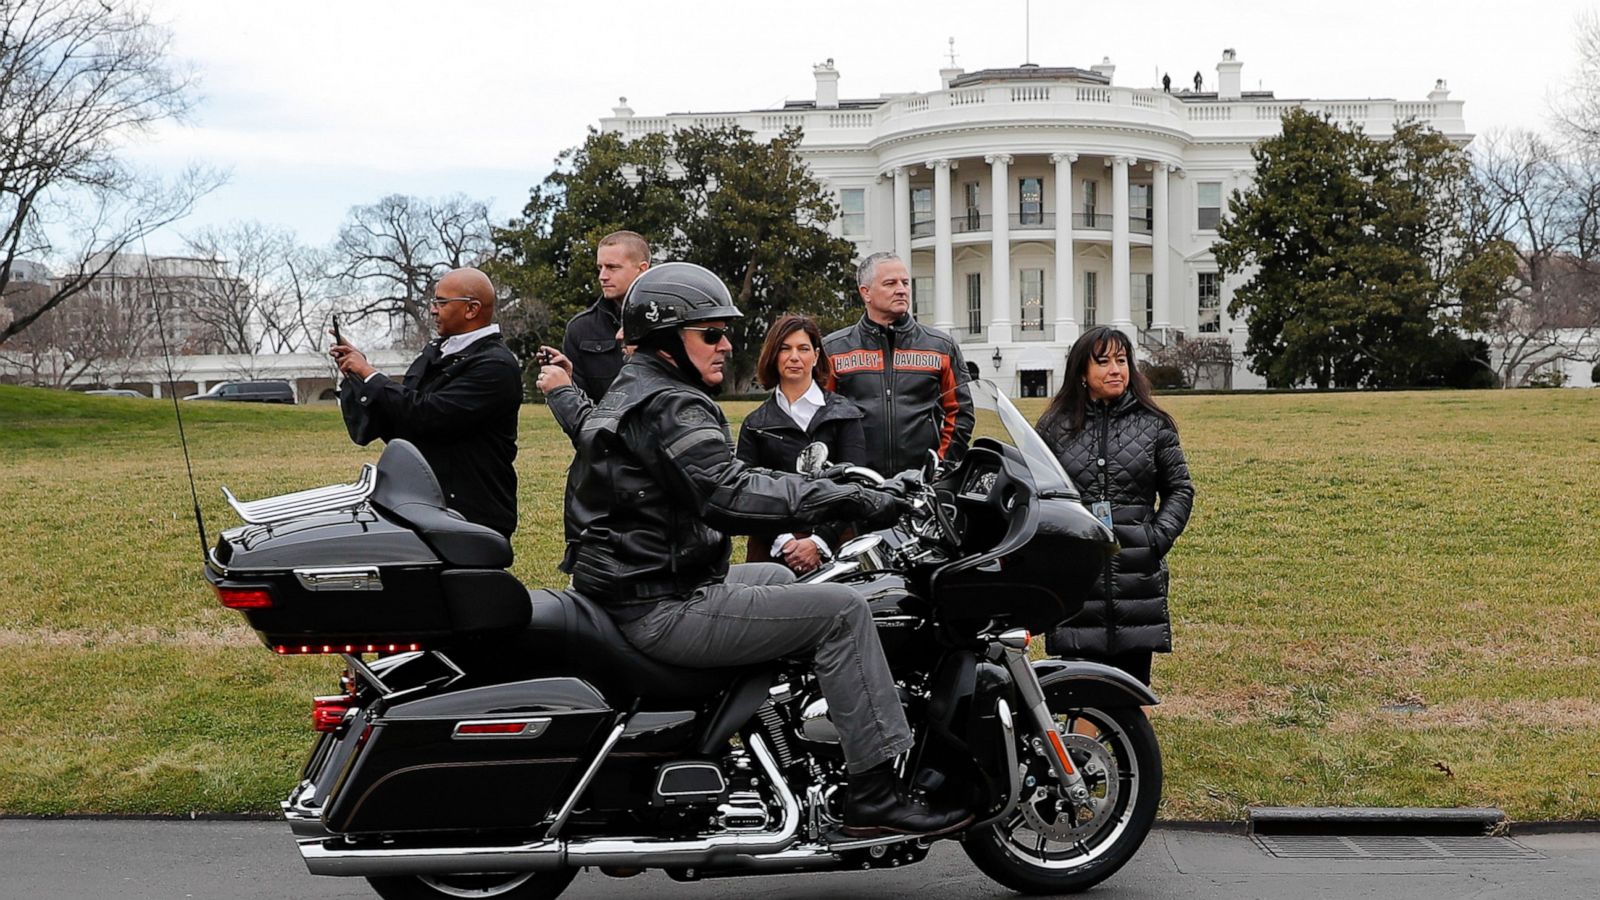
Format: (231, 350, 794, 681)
(1090, 56, 1115, 83)
(814, 59, 840, 109)
(1216, 48, 1242, 100)
(940, 65, 964, 88)
(1428, 79, 1450, 102)
(611, 96, 634, 118)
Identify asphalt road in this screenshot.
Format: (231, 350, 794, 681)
(2, 819, 1597, 900)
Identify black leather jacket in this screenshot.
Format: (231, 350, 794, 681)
(562, 297, 624, 403)
(823, 314, 974, 476)
(555, 355, 891, 618)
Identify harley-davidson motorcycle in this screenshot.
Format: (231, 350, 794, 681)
(203, 380, 1161, 899)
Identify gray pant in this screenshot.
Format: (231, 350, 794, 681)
(620, 563, 914, 773)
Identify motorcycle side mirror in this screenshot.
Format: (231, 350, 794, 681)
(965, 360, 981, 382)
(796, 442, 830, 476)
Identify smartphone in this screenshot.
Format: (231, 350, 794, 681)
(331, 314, 344, 346)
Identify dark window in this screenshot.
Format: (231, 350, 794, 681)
(1019, 177, 1044, 225)
(1198, 272, 1221, 332)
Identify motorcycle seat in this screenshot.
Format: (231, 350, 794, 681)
(524, 589, 750, 703)
(369, 439, 513, 569)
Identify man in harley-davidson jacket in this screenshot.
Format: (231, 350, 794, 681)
(544, 263, 971, 838)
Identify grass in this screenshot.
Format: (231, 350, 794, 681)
(1, 384, 1597, 820)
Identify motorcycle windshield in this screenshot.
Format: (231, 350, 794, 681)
(966, 380, 1079, 499)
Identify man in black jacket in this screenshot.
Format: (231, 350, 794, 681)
(562, 230, 651, 402)
(825, 252, 974, 476)
(550, 262, 970, 838)
(331, 267, 523, 537)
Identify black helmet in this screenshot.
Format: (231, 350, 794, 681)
(622, 262, 743, 344)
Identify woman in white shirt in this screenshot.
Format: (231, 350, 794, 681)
(735, 314, 866, 573)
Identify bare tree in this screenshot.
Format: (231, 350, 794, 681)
(1150, 335, 1236, 389)
(1556, 11, 1600, 149)
(0, 0, 221, 347)
(0, 274, 179, 387)
(330, 194, 492, 346)
(183, 222, 333, 355)
(1470, 131, 1600, 386)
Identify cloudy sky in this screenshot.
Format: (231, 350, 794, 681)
(130, 0, 1596, 252)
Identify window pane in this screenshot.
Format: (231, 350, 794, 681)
(1082, 180, 1097, 216)
(911, 188, 934, 237)
(1083, 271, 1098, 326)
(1197, 182, 1222, 231)
(1197, 182, 1221, 207)
(912, 276, 934, 319)
(840, 188, 865, 237)
(965, 272, 983, 333)
(1020, 269, 1044, 330)
(1019, 177, 1043, 225)
(1198, 272, 1220, 333)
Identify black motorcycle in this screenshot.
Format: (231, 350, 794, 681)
(204, 379, 1161, 899)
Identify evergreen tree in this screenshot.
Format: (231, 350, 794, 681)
(490, 126, 858, 388)
(1214, 110, 1512, 388)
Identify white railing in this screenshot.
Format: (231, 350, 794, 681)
(827, 112, 873, 128)
(599, 86, 1464, 143)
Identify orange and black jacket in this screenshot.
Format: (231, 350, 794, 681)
(823, 314, 973, 476)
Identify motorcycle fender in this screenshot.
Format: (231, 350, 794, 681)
(1032, 658, 1159, 708)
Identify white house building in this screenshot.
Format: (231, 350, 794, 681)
(601, 50, 1468, 394)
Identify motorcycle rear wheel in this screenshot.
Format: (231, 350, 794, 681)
(366, 869, 577, 900)
(963, 703, 1161, 894)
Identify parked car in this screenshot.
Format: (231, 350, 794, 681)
(184, 380, 296, 404)
(83, 389, 147, 398)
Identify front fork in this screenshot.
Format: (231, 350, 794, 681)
(993, 631, 1093, 807)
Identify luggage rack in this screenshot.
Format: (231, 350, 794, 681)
(223, 464, 379, 526)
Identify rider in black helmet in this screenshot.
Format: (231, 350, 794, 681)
(551, 263, 971, 838)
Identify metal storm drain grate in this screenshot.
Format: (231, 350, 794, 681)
(1254, 834, 1544, 860)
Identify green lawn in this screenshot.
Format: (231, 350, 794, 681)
(1, 384, 1597, 820)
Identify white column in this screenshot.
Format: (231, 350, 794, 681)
(1111, 155, 1134, 339)
(892, 166, 911, 261)
(1051, 152, 1077, 342)
(1151, 162, 1171, 331)
(930, 158, 955, 330)
(150, 382, 162, 399)
(986, 154, 1013, 343)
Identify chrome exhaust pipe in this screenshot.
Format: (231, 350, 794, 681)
(300, 734, 800, 878)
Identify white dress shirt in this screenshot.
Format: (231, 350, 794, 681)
(365, 324, 502, 382)
(770, 381, 833, 562)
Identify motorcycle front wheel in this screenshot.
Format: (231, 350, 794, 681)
(366, 869, 577, 900)
(963, 703, 1161, 894)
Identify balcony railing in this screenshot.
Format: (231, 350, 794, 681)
(953, 213, 991, 234)
(1074, 213, 1113, 230)
(952, 326, 985, 343)
(1016, 321, 1055, 341)
(1130, 216, 1153, 235)
(1010, 212, 1055, 230)
(911, 218, 935, 238)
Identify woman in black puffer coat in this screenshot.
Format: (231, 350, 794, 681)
(1036, 326, 1194, 685)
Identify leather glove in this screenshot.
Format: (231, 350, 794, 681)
(856, 487, 908, 530)
(878, 470, 923, 500)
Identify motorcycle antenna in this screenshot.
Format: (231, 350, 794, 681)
(141, 228, 210, 562)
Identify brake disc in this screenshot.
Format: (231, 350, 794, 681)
(1018, 733, 1121, 842)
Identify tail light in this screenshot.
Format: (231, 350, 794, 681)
(312, 695, 354, 733)
(215, 586, 273, 609)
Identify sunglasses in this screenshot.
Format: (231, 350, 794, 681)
(682, 325, 731, 346)
(429, 296, 476, 309)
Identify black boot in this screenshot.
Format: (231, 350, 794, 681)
(841, 762, 973, 838)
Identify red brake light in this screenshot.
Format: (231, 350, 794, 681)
(312, 696, 352, 733)
(456, 722, 527, 736)
(216, 586, 273, 609)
